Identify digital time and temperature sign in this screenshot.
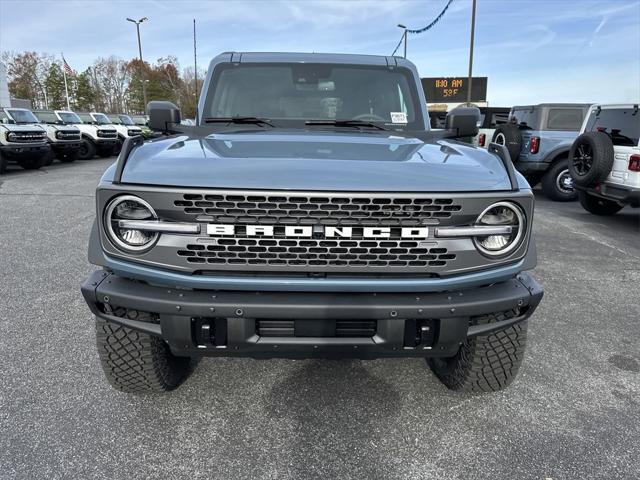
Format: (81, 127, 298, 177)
(421, 77, 488, 103)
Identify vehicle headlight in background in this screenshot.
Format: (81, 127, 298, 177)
(105, 195, 158, 252)
(474, 201, 525, 256)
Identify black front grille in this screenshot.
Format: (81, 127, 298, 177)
(8, 131, 46, 143)
(178, 239, 455, 268)
(97, 130, 117, 138)
(175, 193, 462, 226)
(256, 319, 377, 337)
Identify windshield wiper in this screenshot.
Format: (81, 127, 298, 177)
(204, 116, 275, 127)
(305, 119, 388, 131)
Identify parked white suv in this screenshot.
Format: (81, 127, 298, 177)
(52, 110, 118, 160)
(79, 112, 142, 153)
(472, 107, 510, 149)
(568, 104, 640, 215)
(0, 110, 49, 173)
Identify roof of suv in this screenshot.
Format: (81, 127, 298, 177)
(512, 103, 592, 109)
(214, 51, 415, 68)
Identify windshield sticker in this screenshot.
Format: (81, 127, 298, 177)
(390, 112, 408, 124)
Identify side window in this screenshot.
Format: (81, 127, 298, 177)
(546, 108, 584, 130)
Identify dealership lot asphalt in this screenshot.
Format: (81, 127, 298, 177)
(1, 158, 639, 480)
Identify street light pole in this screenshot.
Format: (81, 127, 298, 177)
(397, 24, 408, 58)
(466, 0, 477, 106)
(127, 17, 148, 112)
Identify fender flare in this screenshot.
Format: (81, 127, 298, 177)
(542, 146, 570, 165)
(80, 133, 97, 144)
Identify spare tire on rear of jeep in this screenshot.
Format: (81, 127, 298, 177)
(492, 125, 522, 161)
(568, 132, 614, 187)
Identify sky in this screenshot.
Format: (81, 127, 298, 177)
(1, 0, 639, 106)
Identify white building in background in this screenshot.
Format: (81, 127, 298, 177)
(0, 61, 11, 107)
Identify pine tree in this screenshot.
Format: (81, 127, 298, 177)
(44, 63, 67, 109)
(73, 69, 96, 111)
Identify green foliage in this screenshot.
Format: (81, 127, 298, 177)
(73, 69, 97, 111)
(44, 64, 67, 109)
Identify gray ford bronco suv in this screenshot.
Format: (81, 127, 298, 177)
(492, 103, 590, 201)
(81, 53, 543, 394)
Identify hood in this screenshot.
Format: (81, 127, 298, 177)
(114, 130, 517, 192)
(0, 123, 45, 132)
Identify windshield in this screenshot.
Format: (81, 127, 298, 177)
(58, 112, 82, 124)
(132, 115, 147, 126)
(92, 113, 111, 125)
(203, 63, 423, 129)
(7, 109, 39, 124)
(118, 115, 134, 125)
(108, 115, 123, 124)
(35, 111, 59, 123)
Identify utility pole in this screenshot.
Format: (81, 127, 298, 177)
(127, 17, 149, 111)
(398, 24, 408, 58)
(194, 19, 198, 105)
(466, 0, 477, 106)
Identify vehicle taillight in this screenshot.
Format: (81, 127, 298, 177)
(530, 136, 540, 154)
(478, 133, 486, 146)
(629, 154, 640, 172)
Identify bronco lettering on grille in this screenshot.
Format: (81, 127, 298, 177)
(206, 224, 429, 239)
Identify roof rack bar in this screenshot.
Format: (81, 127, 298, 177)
(488, 142, 519, 191)
(113, 135, 144, 184)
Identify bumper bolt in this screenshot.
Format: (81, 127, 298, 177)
(390, 311, 398, 317)
(103, 296, 109, 303)
(235, 308, 243, 316)
(176, 305, 181, 311)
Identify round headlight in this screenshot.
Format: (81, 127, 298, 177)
(105, 195, 158, 252)
(474, 201, 525, 256)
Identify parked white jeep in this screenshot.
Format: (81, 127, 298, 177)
(0, 109, 49, 173)
(53, 110, 118, 160)
(78, 112, 142, 153)
(568, 103, 640, 215)
(472, 107, 510, 149)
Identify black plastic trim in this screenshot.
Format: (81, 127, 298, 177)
(113, 135, 145, 184)
(488, 142, 519, 191)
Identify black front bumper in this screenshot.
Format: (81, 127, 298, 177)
(51, 140, 82, 152)
(578, 184, 640, 207)
(82, 271, 543, 359)
(0, 142, 50, 158)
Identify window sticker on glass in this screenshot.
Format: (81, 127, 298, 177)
(390, 112, 408, 124)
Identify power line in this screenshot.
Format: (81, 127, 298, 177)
(391, 0, 455, 55)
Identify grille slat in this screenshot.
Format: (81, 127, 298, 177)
(181, 239, 455, 269)
(175, 193, 461, 226)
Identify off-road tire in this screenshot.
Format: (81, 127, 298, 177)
(541, 159, 577, 202)
(492, 125, 522, 161)
(578, 190, 623, 216)
(78, 138, 96, 160)
(0, 151, 7, 174)
(569, 132, 614, 187)
(427, 311, 528, 392)
(18, 156, 45, 170)
(114, 138, 124, 155)
(95, 313, 191, 393)
(57, 151, 78, 163)
(43, 150, 55, 166)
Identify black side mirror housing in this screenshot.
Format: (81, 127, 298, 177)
(148, 101, 181, 133)
(445, 107, 480, 138)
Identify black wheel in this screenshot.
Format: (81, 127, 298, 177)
(43, 150, 55, 166)
(114, 138, 124, 155)
(0, 151, 7, 174)
(492, 125, 522, 161)
(524, 172, 543, 188)
(427, 311, 528, 392)
(578, 191, 623, 216)
(569, 132, 614, 187)
(541, 159, 578, 202)
(77, 139, 96, 160)
(18, 155, 45, 170)
(95, 311, 191, 393)
(56, 151, 78, 163)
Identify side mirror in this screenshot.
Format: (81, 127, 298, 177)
(148, 101, 181, 133)
(445, 107, 480, 138)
